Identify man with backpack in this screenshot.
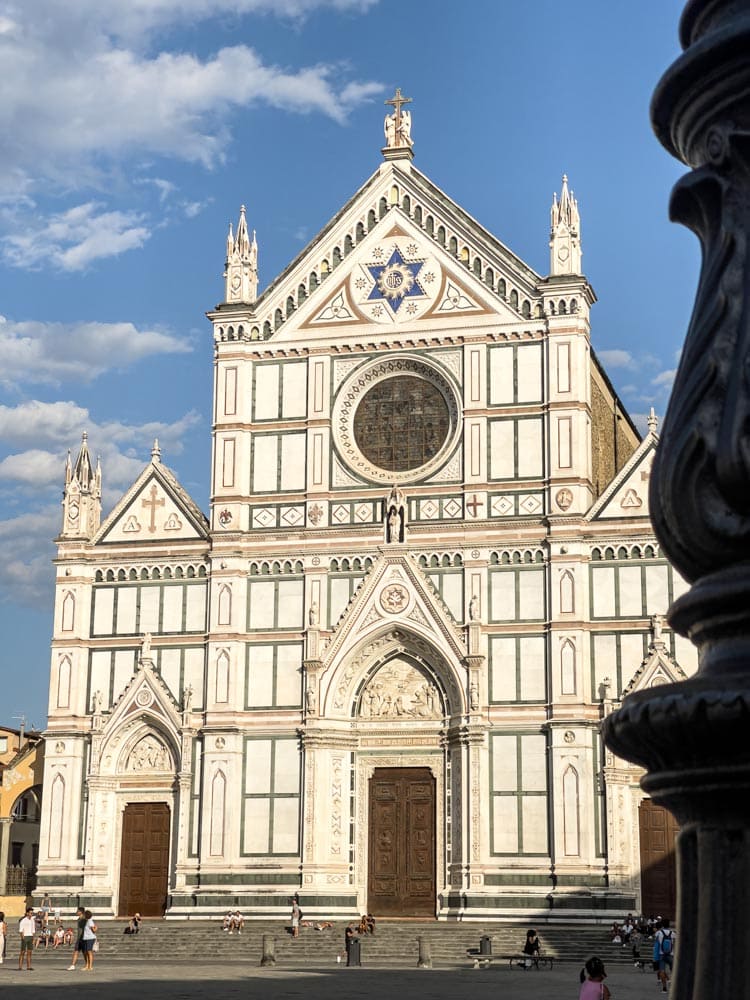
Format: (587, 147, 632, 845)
(653, 918, 675, 992)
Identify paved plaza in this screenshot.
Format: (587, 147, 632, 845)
(0, 958, 667, 999)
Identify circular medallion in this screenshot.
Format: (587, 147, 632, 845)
(333, 356, 461, 484)
(556, 487, 574, 511)
(55, 741, 65, 754)
(135, 688, 153, 708)
(379, 584, 410, 615)
(563, 730, 575, 744)
(215, 736, 226, 750)
(218, 508, 232, 527)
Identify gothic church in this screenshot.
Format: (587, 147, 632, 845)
(38, 97, 695, 921)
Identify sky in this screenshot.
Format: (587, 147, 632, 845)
(0, 0, 697, 728)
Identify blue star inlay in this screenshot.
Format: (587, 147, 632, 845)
(366, 246, 425, 313)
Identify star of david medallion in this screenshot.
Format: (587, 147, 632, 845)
(367, 247, 425, 313)
(379, 583, 409, 614)
(349, 238, 442, 325)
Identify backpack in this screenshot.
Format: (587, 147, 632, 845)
(660, 931, 673, 956)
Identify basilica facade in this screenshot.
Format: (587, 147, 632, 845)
(37, 100, 695, 921)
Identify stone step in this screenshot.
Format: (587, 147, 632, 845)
(24, 920, 645, 968)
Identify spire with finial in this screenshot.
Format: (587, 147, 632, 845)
(151, 438, 162, 463)
(224, 204, 258, 305)
(60, 431, 102, 539)
(549, 173, 582, 276)
(647, 407, 659, 434)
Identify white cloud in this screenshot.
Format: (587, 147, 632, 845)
(0, 6, 383, 198)
(596, 349, 635, 369)
(652, 369, 677, 389)
(0, 509, 59, 608)
(0, 449, 63, 487)
(3, 202, 150, 271)
(0, 316, 190, 386)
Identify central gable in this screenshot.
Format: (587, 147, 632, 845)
(270, 211, 521, 342)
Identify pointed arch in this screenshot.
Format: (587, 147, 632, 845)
(48, 773, 65, 859)
(560, 639, 576, 695)
(562, 765, 580, 856)
(217, 584, 232, 626)
(560, 570, 575, 614)
(61, 591, 75, 632)
(57, 655, 71, 708)
(209, 769, 227, 857)
(215, 649, 230, 703)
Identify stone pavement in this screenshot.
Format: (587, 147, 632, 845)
(0, 958, 667, 999)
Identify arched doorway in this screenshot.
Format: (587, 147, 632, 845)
(118, 802, 171, 917)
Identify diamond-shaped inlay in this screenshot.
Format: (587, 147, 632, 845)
(491, 496, 513, 516)
(281, 506, 303, 526)
(420, 500, 439, 519)
(332, 504, 349, 524)
(253, 508, 275, 527)
(443, 498, 462, 518)
(520, 494, 543, 515)
(355, 503, 371, 522)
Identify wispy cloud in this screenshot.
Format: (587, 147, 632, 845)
(2, 202, 150, 271)
(0, 316, 191, 386)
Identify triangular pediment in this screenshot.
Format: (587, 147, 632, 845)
(321, 548, 468, 670)
(95, 460, 209, 544)
(227, 161, 546, 345)
(587, 431, 657, 521)
(621, 639, 687, 699)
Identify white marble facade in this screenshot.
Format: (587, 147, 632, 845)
(37, 116, 696, 921)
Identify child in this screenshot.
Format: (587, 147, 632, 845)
(580, 956, 611, 1000)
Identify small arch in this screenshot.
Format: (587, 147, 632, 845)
(332, 246, 342, 268)
(356, 222, 365, 241)
(95, 570, 103, 582)
(128, 568, 138, 580)
(591, 548, 602, 561)
(227, 325, 235, 340)
(209, 770, 227, 856)
(618, 546, 629, 560)
(559, 299, 567, 314)
(186, 566, 195, 578)
(286, 295, 295, 318)
(401, 194, 411, 214)
(140, 567, 149, 580)
(297, 284, 307, 304)
(472, 257, 481, 276)
(263, 320, 272, 338)
(217, 584, 232, 627)
(512, 552, 522, 564)
(414, 205, 423, 226)
(570, 298, 578, 313)
(485, 267, 494, 287)
(449, 236, 458, 254)
(459, 245, 469, 263)
(379, 197, 388, 219)
(48, 774, 65, 859)
(152, 567, 161, 580)
(320, 259, 330, 277)
(437, 225, 446, 246)
(344, 234, 354, 256)
(117, 569, 126, 581)
(309, 272, 319, 292)
(174, 566, 184, 579)
(389, 184, 399, 205)
(61, 591, 75, 632)
(215, 650, 230, 703)
(426, 216, 434, 237)
(560, 639, 576, 695)
(534, 303, 544, 318)
(604, 547, 615, 561)
(57, 655, 71, 708)
(522, 300, 531, 318)
(562, 766, 581, 856)
(498, 278, 507, 298)
(510, 289, 519, 310)
(367, 209, 377, 229)
(106, 569, 115, 582)
(560, 570, 575, 614)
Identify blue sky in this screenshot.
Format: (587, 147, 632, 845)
(0, 0, 696, 728)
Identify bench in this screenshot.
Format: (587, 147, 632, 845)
(466, 949, 554, 970)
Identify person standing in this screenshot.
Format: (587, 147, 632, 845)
(0, 910, 6, 964)
(18, 906, 35, 971)
(291, 899, 301, 939)
(654, 918, 675, 992)
(81, 910, 97, 971)
(67, 906, 87, 970)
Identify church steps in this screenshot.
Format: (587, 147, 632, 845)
(27, 921, 643, 967)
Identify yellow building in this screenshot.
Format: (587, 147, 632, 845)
(0, 728, 43, 916)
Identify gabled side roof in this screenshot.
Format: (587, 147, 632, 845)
(94, 456, 209, 545)
(586, 426, 657, 522)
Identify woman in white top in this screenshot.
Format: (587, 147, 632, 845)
(0, 910, 6, 964)
(81, 910, 97, 971)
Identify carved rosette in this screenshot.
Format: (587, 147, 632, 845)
(603, 6, 750, 998)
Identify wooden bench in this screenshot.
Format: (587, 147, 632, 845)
(466, 949, 554, 970)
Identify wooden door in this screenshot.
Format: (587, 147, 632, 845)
(639, 798, 678, 919)
(368, 767, 435, 917)
(118, 802, 170, 917)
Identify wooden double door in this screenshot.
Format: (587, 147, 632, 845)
(639, 798, 679, 919)
(118, 802, 171, 917)
(368, 767, 436, 917)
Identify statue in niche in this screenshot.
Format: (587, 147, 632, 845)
(469, 594, 480, 622)
(306, 685, 316, 714)
(127, 734, 170, 772)
(182, 684, 193, 713)
(140, 632, 153, 664)
(384, 484, 407, 544)
(470, 681, 479, 711)
(92, 689, 103, 715)
(308, 602, 319, 627)
(358, 658, 441, 720)
(651, 613, 665, 645)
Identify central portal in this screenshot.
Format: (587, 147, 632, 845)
(367, 767, 436, 917)
(118, 802, 170, 917)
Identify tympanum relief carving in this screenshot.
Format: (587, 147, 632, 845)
(358, 657, 442, 720)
